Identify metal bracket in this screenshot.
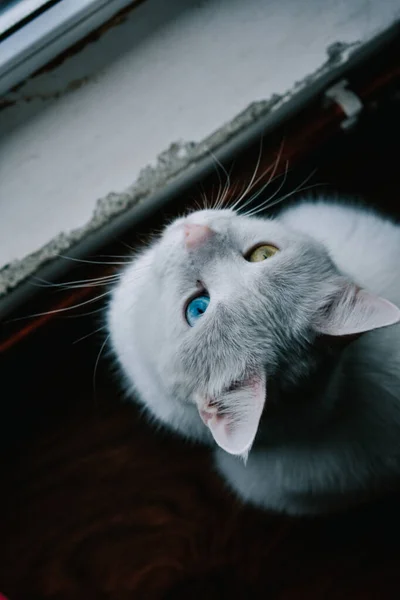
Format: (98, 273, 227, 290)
(325, 79, 363, 130)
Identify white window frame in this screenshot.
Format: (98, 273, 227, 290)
(0, 0, 139, 97)
(0, 1, 58, 38)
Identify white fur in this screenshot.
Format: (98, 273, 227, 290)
(107, 200, 400, 514)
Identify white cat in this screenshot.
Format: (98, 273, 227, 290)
(107, 199, 400, 514)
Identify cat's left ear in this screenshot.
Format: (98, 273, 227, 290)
(315, 281, 400, 337)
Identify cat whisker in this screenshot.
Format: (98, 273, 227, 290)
(236, 164, 292, 215)
(245, 171, 322, 218)
(217, 164, 235, 210)
(53, 280, 118, 291)
(10, 291, 111, 322)
(57, 254, 131, 266)
(232, 138, 286, 213)
(225, 180, 241, 209)
(63, 306, 110, 319)
(208, 150, 233, 210)
(207, 150, 225, 210)
(239, 159, 290, 217)
(32, 274, 120, 291)
(195, 183, 209, 210)
(190, 184, 210, 211)
(96, 253, 135, 259)
(229, 137, 265, 212)
(209, 183, 219, 211)
(269, 180, 326, 208)
(234, 139, 285, 214)
(191, 197, 204, 212)
(73, 325, 107, 345)
(92, 333, 110, 398)
(202, 191, 210, 210)
(186, 199, 202, 213)
(118, 241, 136, 253)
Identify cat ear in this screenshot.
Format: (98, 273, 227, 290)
(315, 281, 400, 337)
(196, 373, 266, 459)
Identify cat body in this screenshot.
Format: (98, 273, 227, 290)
(108, 199, 400, 514)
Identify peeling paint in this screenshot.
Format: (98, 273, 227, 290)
(326, 40, 360, 63)
(35, 0, 145, 76)
(3, 75, 92, 106)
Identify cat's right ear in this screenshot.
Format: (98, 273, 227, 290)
(314, 280, 400, 337)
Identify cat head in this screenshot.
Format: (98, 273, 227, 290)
(108, 208, 400, 459)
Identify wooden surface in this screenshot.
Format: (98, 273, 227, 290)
(2, 325, 400, 600)
(1, 94, 400, 599)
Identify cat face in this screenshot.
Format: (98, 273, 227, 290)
(108, 208, 400, 458)
(150, 209, 334, 392)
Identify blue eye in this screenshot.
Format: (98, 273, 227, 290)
(185, 295, 210, 327)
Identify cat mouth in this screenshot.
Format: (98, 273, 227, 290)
(195, 372, 267, 458)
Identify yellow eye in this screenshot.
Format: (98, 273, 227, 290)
(247, 244, 279, 262)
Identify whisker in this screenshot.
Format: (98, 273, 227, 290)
(119, 241, 136, 253)
(211, 173, 223, 211)
(32, 274, 120, 290)
(186, 196, 201, 212)
(201, 190, 209, 210)
(217, 162, 235, 210)
(229, 137, 265, 212)
(51, 280, 118, 291)
(93, 333, 110, 398)
(269, 180, 326, 208)
(96, 254, 135, 259)
(10, 291, 111, 322)
(63, 306, 110, 319)
(224, 180, 241, 209)
(246, 173, 322, 218)
(196, 182, 209, 210)
(57, 255, 130, 266)
(205, 183, 214, 211)
(208, 150, 232, 210)
(192, 197, 204, 212)
(207, 150, 225, 209)
(235, 139, 285, 213)
(240, 159, 290, 217)
(73, 325, 107, 345)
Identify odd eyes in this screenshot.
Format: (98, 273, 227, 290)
(186, 295, 210, 327)
(246, 244, 279, 262)
(185, 244, 278, 326)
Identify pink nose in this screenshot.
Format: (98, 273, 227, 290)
(184, 223, 213, 249)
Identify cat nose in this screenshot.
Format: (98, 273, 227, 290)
(184, 224, 213, 249)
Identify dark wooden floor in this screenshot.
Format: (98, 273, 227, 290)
(1, 101, 400, 600)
